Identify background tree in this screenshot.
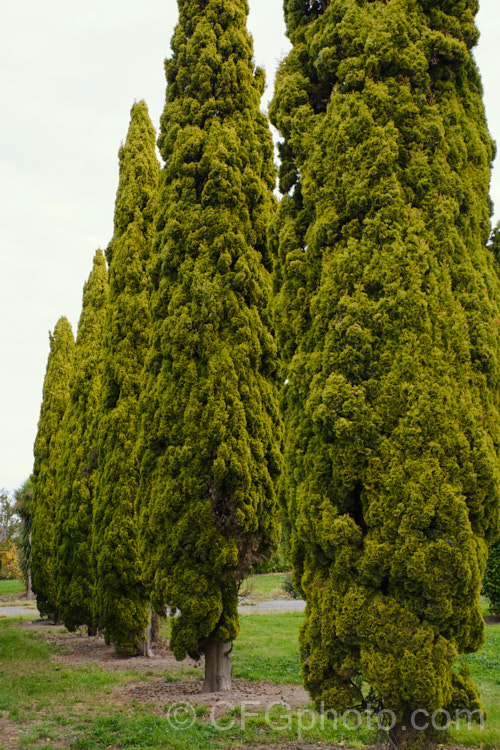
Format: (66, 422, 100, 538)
(138, 0, 282, 692)
(13, 478, 34, 596)
(31, 317, 74, 619)
(0, 489, 19, 543)
(0, 489, 21, 580)
(93, 101, 160, 657)
(271, 0, 500, 745)
(53, 250, 108, 634)
(483, 542, 500, 616)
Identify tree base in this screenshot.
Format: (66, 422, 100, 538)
(139, 603, 155, 658)
(388, 715, 444, 750)
(202, 639, 232, 692)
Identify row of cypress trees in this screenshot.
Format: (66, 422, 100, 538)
(31, 0, 282, 689)
(30, 0, 500, 745)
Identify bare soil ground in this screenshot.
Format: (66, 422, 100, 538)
(484, 613, 500, 625)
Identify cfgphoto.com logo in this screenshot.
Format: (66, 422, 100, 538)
(164, 699, 485, 740)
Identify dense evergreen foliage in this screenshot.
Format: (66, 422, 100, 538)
(93, 101, 160, 656)
(31, 317, 74, 618)
(53, 250, 108, 633)
(271, 0, 500, 742)
(483, 541, 500, 616)
(138, 0, 282, 689)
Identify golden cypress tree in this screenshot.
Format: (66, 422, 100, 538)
(271, 0, 500, 745)
(31, 317, 74, 619)
(138, 0, 282, 691)
(93, 101, 160, 656)
(53, 250, 108, 634)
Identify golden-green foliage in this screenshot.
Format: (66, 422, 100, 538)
(93, 101, 160, 656)
(53, 250, 109, 632)
(138, 0, 282, 661)
(271, 0, 500, 736)
(31, 317, 75, 618)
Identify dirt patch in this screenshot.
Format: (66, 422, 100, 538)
(117, 676, 309, 718)
(484, 613, 500, 625)
(26, 620, 201, 673)
(0, 715, 22, 746)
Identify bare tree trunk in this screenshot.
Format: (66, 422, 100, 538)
(139, 603, 154, 658)
(26, 535, 35, 601)
(202, 638, 232, 693)
(26, 571, 35, 601)
(151, 612, 160, 643)
(388, 708, 437, 750)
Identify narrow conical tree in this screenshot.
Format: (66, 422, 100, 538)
(31, 316, 74, 619)
(138, 0, 282, 692)
(53, 250, 108, 634)
(93, 101, 160, 656)
(271, 0, 500, 745)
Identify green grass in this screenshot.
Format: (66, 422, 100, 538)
(1, 614, 499, 749)
(67, 704, 377, 750)
(0, 579, 25, 596)
(233, 612, 302, 683)
(0, 618, 123, 722)
(451, 623, 500, 748)
(240, 572, 289, 602)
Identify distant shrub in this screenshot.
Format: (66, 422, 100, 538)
(282, 573, 301, 600)
(252, 528, 290, 574)
(0, 541, 22, 580)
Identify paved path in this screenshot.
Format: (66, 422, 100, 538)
(238, 598, 305, 614)
(0, 599, 306, 618)
(0, 605, 38, 617)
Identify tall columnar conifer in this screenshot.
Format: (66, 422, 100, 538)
(93, 101, 160, 656)
(138, 0, 282, 692)
(31, 317, 75, 619)
(53, 250, 109, 633)
(270, 0, 500, 745)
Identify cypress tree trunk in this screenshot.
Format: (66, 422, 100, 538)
(271, 0, 500, 743)
(93, 101, 160, 657)
(31, 317, 74, 621)
(26, 571, 33, 601)
(140, 604, 155, 658)
(202, 639, 232, 693)
(138, 0, 282, 691)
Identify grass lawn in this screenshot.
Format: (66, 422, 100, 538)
(233, 612, 302, 683)
(0, 614, 499, 749)
(0, 579, 25, 597)
(451, 623, 500, 748)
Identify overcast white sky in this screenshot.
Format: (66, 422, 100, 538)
(0, 1, 499, 495)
